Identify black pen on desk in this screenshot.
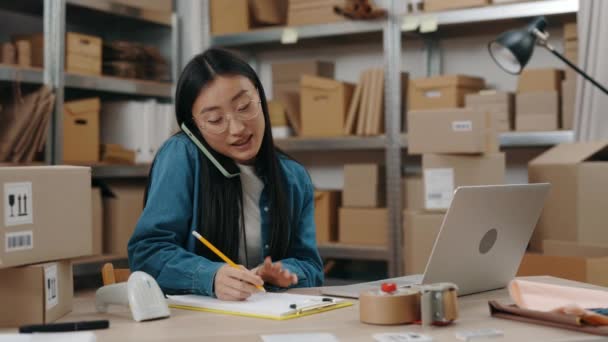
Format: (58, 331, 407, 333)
(19, 320, 109, 333)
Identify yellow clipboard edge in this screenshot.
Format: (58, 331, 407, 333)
(169, 301, 353, 321)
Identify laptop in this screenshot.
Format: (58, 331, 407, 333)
(321, 183, 550, 298)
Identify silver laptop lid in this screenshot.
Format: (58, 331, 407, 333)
(421, 183, 550, 295)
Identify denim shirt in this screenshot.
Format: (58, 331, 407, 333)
(128, 133, 324, 296)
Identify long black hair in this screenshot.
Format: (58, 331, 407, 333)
(146, 48, 291, 266)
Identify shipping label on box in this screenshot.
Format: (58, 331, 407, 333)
(423, 168, 454, 210)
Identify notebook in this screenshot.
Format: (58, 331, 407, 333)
(167, 292, 352, 320)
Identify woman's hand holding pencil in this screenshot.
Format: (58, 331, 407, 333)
(192, 231, 265, 301)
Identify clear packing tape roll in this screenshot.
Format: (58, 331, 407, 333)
(359, 282, 459, 326)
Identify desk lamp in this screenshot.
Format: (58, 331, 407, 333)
(488, 16, 608, 95)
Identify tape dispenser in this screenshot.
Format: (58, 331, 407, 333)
(359, 282, 458, 326)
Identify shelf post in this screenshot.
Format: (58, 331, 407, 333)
(384, 0, 404, 277)
(45, 0, 65, 165)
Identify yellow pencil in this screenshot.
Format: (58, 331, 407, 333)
(192, 231, 265, 293)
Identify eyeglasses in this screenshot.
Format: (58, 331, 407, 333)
(194, 99, 262, 135)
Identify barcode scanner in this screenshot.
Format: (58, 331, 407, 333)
(95, 271, 170, 322)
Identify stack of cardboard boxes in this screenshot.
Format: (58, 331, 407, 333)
(515, 68, 564, 131)
(404, 74, 505, 274)
(287, 0, 345, 26)
(517, 142, 608, 286)
(272, 60, 357, 138)
(0, 166, 93, 327)
(210, 0, 288, 35)
(338, 164, 387, 247)
(562, 22, 578, 130)
(12, 32, 103, 76)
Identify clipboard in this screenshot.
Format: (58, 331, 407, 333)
(167, 292, 353, 321)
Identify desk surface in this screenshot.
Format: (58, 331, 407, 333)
(2, 276, 606, 341)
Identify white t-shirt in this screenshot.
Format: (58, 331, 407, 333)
(237, 163, 264, 267)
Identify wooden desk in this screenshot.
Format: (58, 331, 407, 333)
(2, 277, 606, 341)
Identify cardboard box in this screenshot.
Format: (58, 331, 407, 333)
(517, 253, 608, 287)
(517, 68, 564, 93)
(300, 75, 354, 137)
(343, 164, 385, 207)
(424, 0, 489, 11)
(267, 100, 288, 126)
(66, 32, 102, 58)
(338, 208, 387, 246)
(250, 0, 287, 25)
(515, 91, 560, 131)
(561, 80, 576, 130)
(403, 211, 444, 275)
(63, 98, 100, 163)
(564, 22, 578, 41)
(0, 261, 73, 327)
(314, 191, 340, 244)
(409, 75, 485, 111)
(103, 181, 145, 256)
(12, 32, 101, 71)
(0, 166, 92, 269)
(272, 61, 334, 134)
(12, 35, 42, 67)
(287, 0, 345, 26)
(543, 240, 608, 258)
(407, 108, 499, 155)
(465, 91, 514, 132)
(210, 0, 249, 34)
(422, 153, 505, 210)
(66, 53, 102, 76)
(528, 142, 608, 250)
(92, 187, 103, 255)
(1, 42, 16, 65)
(403, 176, 424, 210)
(15, 40, 31, 67)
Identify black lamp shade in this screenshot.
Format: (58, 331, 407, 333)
(488, 29, 537, 75)
(488, 16, 548, 75)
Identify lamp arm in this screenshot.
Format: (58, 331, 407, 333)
(543, 44, 608, 96)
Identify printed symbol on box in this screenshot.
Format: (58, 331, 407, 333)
(4, 182, 33, 227)
(45, 264, 59, 309)
(452, 120, 473, 132)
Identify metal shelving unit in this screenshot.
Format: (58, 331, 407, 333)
(212, 20, 384, 47)
(39, 0, 178, 276)
(91, 164, 151, 178)
(0, 64, 44, 84)
(275, 136, 387, 152)
(65, 0, 172, 26)
(401, 0, 578, 27)
(64, 73, 173, 97)
(500, 131, 575, 147)
(206, 0, 581, 277)
(400, 131, 575, 149)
